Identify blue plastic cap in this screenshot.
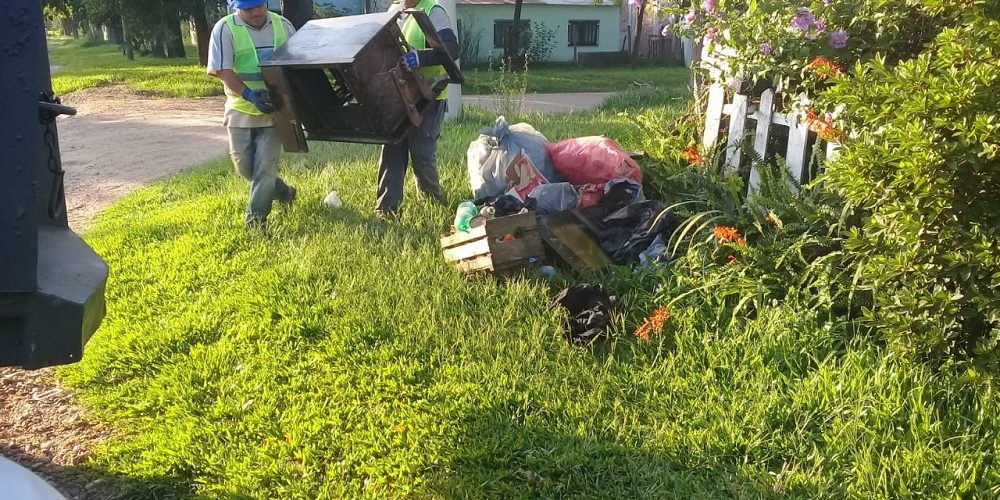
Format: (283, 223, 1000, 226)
(230, 0, 267, 9)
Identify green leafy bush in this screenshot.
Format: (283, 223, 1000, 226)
(523, 21, 556, 63)
(819, 14, 1000, 360)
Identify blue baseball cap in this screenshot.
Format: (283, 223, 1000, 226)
(230, 0, 267, 9)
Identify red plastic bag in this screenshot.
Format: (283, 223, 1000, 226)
(546, 136, 643, 186)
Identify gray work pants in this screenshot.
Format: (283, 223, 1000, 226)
(228, 126, 293, 224)
(376, 99, 447, 213)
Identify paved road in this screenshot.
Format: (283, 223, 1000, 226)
(462, 92, 612, 114)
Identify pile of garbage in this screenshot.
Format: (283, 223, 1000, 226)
(450, 116, 683, 347)
(459, 116, 679, 268)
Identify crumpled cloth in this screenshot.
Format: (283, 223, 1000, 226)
(578, 200, 681, 265)
(549, 284, 617, 346)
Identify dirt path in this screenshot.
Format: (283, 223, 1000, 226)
(0, 85, 229, 499)
(57, 85, 229, 231)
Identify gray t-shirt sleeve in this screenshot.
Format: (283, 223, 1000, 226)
(429, 5, 452, 32)
(280, 17, 296, 37)
(207, 18, 232, 75)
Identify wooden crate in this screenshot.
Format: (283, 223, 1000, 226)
(440, 213, 547, 275)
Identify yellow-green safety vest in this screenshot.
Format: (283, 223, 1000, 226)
(401, 0, 449, 100)
(225, 12, 287, 116)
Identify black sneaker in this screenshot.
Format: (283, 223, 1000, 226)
(280, 186, 297, 207)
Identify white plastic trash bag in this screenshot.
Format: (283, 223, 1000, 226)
(467, 134, 506, 200)
(467, 116, 564, 200)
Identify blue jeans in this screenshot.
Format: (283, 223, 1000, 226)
(376, 100, 447, 213)
(227, 126, 293, 224)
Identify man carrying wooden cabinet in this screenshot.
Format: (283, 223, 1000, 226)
(375, 0, 461, 219)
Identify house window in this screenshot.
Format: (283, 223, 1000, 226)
(568, 20, 599, 47)
(494, 19, 530, 49)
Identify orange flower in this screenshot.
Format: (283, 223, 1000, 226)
(682, 146, 704, 165)
(635, 323, 651, 341)
(808, 56, 843, 79)
(713, 225, 746, 246)
(634, 306, 669, 341)
(804, 109, 844, 141)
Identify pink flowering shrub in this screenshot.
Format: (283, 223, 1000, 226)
(663, 1, 958, 102)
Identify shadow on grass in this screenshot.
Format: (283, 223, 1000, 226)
(4, 444, 197, 500)
(432, 401, 822, 499)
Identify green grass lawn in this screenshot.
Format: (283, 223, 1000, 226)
(56, 89, 997, 498)
(460, 64, 690, 94)
(48, 37, 219, 97)
(48, 36, 689, 98)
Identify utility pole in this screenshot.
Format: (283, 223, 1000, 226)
(439, 0, 462, 120)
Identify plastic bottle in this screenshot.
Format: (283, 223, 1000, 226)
(454, 201, 478, 232)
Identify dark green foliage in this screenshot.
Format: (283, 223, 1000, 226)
(821, 14, 1000, 361)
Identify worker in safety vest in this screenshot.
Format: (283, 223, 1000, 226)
(207, 0, 297, 229)
(375, 0, 461, 219)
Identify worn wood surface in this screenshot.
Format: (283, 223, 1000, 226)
(538, 211, 611, 273)
(703, 83, 726, 149)
(748, 88, 775, 194)
(724, 92, 749, 173)
(440, 213, 545, 275)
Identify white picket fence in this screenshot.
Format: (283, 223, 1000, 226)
(698, 49, 839, 194)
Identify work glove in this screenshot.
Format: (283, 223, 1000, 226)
(242, 88, 273, 114)
(401, 48, 421, 71)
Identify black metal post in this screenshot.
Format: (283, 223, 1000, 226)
(1, 0, 108, 369)
(0, 3, 42, 293)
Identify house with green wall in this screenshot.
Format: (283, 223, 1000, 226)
(455, 0, 622, 64)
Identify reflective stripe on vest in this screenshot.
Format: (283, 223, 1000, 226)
(401, 0, 449, 101)
(224, 12, 287, 116)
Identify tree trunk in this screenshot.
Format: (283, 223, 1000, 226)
(150, 29, 167, 58)
(507, 0, 523, 69)
(121, 13, 134, 60)
(87, 21, 103, 43)
(60, 19, 77, 37)
(192, 6, 211, 66)
(631, 1, 646, 64)
(106, 20, 123, 44)
(281, 0, 314, 30)
(164, 10, 187, 58)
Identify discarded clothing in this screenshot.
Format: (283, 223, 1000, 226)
(638, 233, 669, 268)
(476, 193, 525, 217)
(578, 200, 682, 265)
(550, 284, 616, 346)
(603, 178, 643, 210)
